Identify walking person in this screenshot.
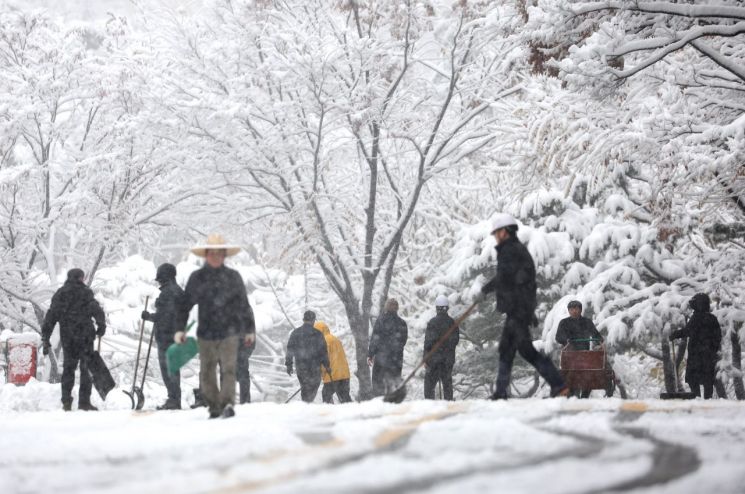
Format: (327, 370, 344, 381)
(41, 268, 107, 411)
(314, 321, 352, 403)
(478, 214, 568, 399)
(141, 263, 185, 410)
(669, 293, 722, 399)
(555, 300, 603, 398)
(423, 295, 460, 400)
(176, 234, 256, 418)
(368, 299, 408, 397)
(285, 311, 331, 403)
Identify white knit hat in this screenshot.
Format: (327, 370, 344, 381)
(435, 295, 449, 307)
(490, 213, 517, 233)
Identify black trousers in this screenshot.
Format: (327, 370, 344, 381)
(237, 345, 251, 404)
(494, 315, 565, 398)
(689, 381, 714, 399)
(424, 358, 455, 400)
(322, 379, 352, 403)
(61, 341, 93, 405)
(371, 363, 402, 397)
(157, 344, 181, 403)
(297, 367, 321, 403)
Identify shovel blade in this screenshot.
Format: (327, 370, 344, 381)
(660, 392, 697, 400)
(135, 388, 145, 410)
(383, 384, 407, 404)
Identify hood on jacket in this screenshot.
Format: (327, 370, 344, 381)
(314, 321, 331, 336)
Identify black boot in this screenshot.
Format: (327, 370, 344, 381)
(62, 400, 72, 412)
(157, 399, 181, 410)
(78, 402, 98, 411)
(191, 388, 206, 409)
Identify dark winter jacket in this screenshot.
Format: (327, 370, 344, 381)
(41, 279, 106, 349)
(368, 312, 408, 368)
(481, 236, 537, 321)
(286, 323, 330, 377)
(144, 280, 186, 347)
(423, 312, 459, 363)
(556, 316, 603, 350)
(180, 264, 255, 341)
(670, 311, 722, 386)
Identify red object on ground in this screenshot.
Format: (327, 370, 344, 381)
(6, 340, 38, 385)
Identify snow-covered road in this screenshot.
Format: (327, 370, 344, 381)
(2, 398, 745, 494)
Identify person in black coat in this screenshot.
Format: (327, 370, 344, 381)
(670, 293, 722, 399)
(555, 300, 603, 398)
(423, 295, 459, 400)
(368, 298, 408, 397)
(141, 263, 185, 410)
(556, 300, 603, 351)
(41, 268, 106, 411)
(286, 311, 331, 402)
(479, 213, 567, 399)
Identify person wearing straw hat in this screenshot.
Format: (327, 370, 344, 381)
(176, 234, 256, 418)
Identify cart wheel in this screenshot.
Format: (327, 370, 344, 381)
(617, 382, 628, 399)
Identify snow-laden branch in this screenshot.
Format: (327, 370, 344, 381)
(610, 22, 745, 80)
(691, 39, 745, 83)
(573, 2, 745, 21)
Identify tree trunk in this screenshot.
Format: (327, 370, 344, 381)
(346, 307, 372, 400)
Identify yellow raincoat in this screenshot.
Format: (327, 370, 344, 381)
(314, 321, 351, 383)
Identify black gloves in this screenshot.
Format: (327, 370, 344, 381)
(286, 364, 293, 376)
(474, 290, 486, 303)
(96, 326, 106, 337)
(141, 311, 152, 321)
(42, 340, 51, 356)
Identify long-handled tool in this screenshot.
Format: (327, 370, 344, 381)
(284, 387, 302, 403)
(660, 339, 695, 400)
(124, 297, 149, 409)
(384, 302, 478, 404)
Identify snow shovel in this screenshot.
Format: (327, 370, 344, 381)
(166, 322, 198, 375)
(88, 336, 116, 400)
(124, 297, 149, 410)
(660, 341, 696, 400)
(384, 302, 478, 404)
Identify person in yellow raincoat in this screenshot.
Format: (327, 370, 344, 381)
(314, 321, 352, 403)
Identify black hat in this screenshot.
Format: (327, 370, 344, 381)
(303, 310, 316, 323)
(688, 293, 710, 313)
(567, 300, 582, 309)
(155, 263, 177, 283)
(67, 268, 85, 282)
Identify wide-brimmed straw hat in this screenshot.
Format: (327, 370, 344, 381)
(190, 234, 241, 258)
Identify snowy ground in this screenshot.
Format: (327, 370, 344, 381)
(2, 395, 744, 494)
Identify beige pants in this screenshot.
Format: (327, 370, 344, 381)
(198, 335, 240, 414)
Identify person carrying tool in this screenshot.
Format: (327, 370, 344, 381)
(176, 234, 256, 419)
(285, 311, 331, 403)
(669, 293, 722, 399)
(477, 213, 568, 400)
(41, 268, 107, 411)
(141, 263, 185, 410)
(314, 321, 352, 404)
(368, 299, 408, 397)
(555, 300, 604, 398)
(423, 295, 460, 400)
